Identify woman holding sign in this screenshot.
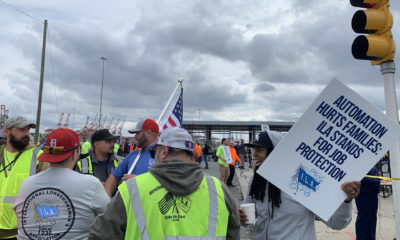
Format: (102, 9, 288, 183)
(239, 131, 361, 240)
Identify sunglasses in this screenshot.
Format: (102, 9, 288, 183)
(44, 145, 79, 154)
(149, 144, 164, 159)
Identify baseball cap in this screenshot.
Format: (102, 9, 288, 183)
(157, 127, 194, 151)
(4, 116, 36, 129)
(245, 130, 284, 149)
(91, 129, 116, 144)
(38, 128, 80, 163)
(128, 119, 159, 134)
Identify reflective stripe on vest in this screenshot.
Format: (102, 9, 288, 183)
(120, 174, 228, 239)
(3, 196, 17, 204)
(126, 178, 151, 239)
(206, 176, 218, 237)
(78, 156, 120, 174)
(80, 157, 90, 174)
(163, 237, 226, 240)
(1, 147, 37, 229)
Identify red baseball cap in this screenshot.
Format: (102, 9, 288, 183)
(38, 128, 80, 163)
(128, 119, 159, 134)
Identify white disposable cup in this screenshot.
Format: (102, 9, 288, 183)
(240, 203, 256, 224)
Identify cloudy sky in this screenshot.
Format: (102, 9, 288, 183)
(1, 0, 400, 135)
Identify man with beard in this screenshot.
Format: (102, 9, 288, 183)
(75, 129, 122, 184)
(0, 116, 48, 239)
(104, 119, 158, 197)
(89, 127, 240, 239)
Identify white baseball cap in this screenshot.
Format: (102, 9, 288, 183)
(4, 116, 36, 129)
(157, 127, 194, 151)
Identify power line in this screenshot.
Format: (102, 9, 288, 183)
(0, 1, 63, 129)
(0, 0, 43, 24)
(47, 28, 59, 116)
(0, 0, 43, 23)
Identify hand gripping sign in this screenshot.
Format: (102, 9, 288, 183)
(222, 146, 233, 164)
(257, 79, 400, 221)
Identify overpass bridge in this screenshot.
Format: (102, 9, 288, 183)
(182, 120, 294, 142)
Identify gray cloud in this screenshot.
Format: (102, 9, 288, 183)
(254, 82, 275, 92)
(1, 0, 399, 134)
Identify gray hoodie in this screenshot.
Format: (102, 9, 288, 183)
(244, 176, 352, 240)
(89, 159, 240, 239)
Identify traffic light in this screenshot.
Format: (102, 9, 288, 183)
(350, 0, 395, 66)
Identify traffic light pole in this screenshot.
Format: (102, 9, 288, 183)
(381, 61, 400, 239)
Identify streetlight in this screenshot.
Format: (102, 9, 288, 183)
(99, 57, 108, 130)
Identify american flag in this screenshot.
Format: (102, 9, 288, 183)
(160, 87, 183, 131)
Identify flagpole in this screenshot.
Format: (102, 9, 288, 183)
(156, 80, 183, 124)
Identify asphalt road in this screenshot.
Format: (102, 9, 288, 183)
(202, 161, 253, 239)
(201, 160, 396, 240)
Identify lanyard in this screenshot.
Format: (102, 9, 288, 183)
(0, 151, 23, 177)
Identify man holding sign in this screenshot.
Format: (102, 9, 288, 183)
(216, 138, 232, 184)
(239, 131, 360, 240)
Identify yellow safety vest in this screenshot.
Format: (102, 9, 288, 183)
(76, 155, 121, 174)
(0, 146, 39, 230)
(216, 145, 228, 167)
(114, 143, 120, 153)
(119, 173, 229, 239)
(80, 141, 91, 154)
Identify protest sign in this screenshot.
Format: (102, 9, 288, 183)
(261, 124, 270, 131)
(257, 79, 400, 221)
(222, 146, 233, 164)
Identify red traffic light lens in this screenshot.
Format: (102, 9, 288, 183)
(350, 0, 375, 8)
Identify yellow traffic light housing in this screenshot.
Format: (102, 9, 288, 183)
(350, 0, 395, 65)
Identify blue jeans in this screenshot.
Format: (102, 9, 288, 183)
(355, 191, 378, 240)
(203, 155, 209, 168)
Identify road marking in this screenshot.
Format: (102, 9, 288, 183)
(343, 229, 356, 239)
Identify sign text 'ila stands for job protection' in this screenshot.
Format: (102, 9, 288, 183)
(257, 79, 400, 221)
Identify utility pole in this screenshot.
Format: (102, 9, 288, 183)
(99, 57, 108, 129)
(381, 62, 400, 238)
(34, 19, 47, 143)
(350, 1, 399, 237)
(198, 108, 200, 121)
